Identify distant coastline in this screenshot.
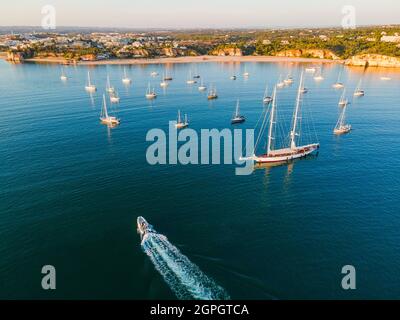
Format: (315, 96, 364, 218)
(1, 55, 344, 65)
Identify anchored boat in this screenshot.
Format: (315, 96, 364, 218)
(100, 94, 120, 126)
(245, 71, 319, 164)
(334, 99, 351, 135)
(175, 110, 189, 129)
(231, 100, 245, 124)
(85, 71, 97, 92)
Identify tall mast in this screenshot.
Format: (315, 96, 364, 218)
(102, 94, 109, 118)
(267, 87, 277, 155)
(290, 71, 304, 149)
(236, 100, 240, 117)
(177, 110, 181, 123)
(87, 71, 91, 86)
(339, 102, 347, 127)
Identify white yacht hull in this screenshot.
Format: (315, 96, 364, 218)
(247, 144, 319, 163)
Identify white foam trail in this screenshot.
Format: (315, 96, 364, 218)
(141, 231, 230, 300)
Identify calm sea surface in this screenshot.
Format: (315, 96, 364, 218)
(1, 60, 400, 299)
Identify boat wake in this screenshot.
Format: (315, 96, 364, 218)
(140, 228, 230, 300)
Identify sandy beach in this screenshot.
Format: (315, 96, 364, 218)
(14, 55, 344, 66)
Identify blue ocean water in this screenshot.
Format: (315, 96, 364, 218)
(0, 60, 399, 299)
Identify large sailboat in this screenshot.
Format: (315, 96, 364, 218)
(100, 94, 120, 126)
(334, 100, 351, 135)
(246, 72, 319, 164)
(85, 71, 97, 92)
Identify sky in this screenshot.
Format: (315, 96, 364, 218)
(1, 0, 399, 29)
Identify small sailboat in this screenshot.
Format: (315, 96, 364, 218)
(207, 85, 218, 100)
(110, 91, 120, 103)
(230, 75, 237, 80)
(231, 100, 245, 124)
(145, 83, 157, 99)
(300, 87, 308, 94)
(60, 67, 67, 81)
(198, 80, 207, 91)
(186, 70, 197, 84)
(332, 67, 344, 89)
(263, 85, 273, 104)
(244, 72, 319, 164)
(193, 65, 200, 78)
(380, 76, 391, 81)
(85, 71, 97, 92)
(314, 68, 324, 81)
(305, 67, 317, 73)
(122, 67, 132, 84)
(175, 110, 189, 129)
(334, 101, 351, 135)
(100, 94, 120, 126)
(243, 67, 249, 77)
(164, 70, 173, 81)
(276, 75, 285, 88)
(354, 79, 365, 97)
(106, 75, 115, 94)
(284, 75, 294, 85)
(150, 71, 159, 77)
(160, 73, 169, 87)
(338, 88, 348, 107)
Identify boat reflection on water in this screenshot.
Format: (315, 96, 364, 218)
(255, 153, 319, 190)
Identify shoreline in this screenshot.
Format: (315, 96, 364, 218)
(12, 55, 345, 65)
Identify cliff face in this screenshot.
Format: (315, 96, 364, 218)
(210, 47, 243, 56)
(6, 51, 25, 63)
(276, 49, 341, 60)
(345, 54, 400, 67)
(161, 47, 176, 57)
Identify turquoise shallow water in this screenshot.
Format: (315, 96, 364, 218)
(0, 60, 400, 299)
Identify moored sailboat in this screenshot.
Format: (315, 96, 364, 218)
(263, 85, 273, 104)
(354, 79, 365, 97)
(100, 94, 120, 126)
(198, 80, 207, 91)
(145, 83, 157, 99)
(186, 70, 197, 84)
(332, 67, 344, 89)
(334, 100, 351, 135)
(106, 75, 115, 94)
(122, 67, 132, 84)
(338, 88, 348, 107)
(244, 72, 319, 164)
(60, 67, 67, 81)
(207, 85, 218, 100)
(231, 100, 245, 124)
(85, 71, 97, 92)
(175, 110, 189, 129)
